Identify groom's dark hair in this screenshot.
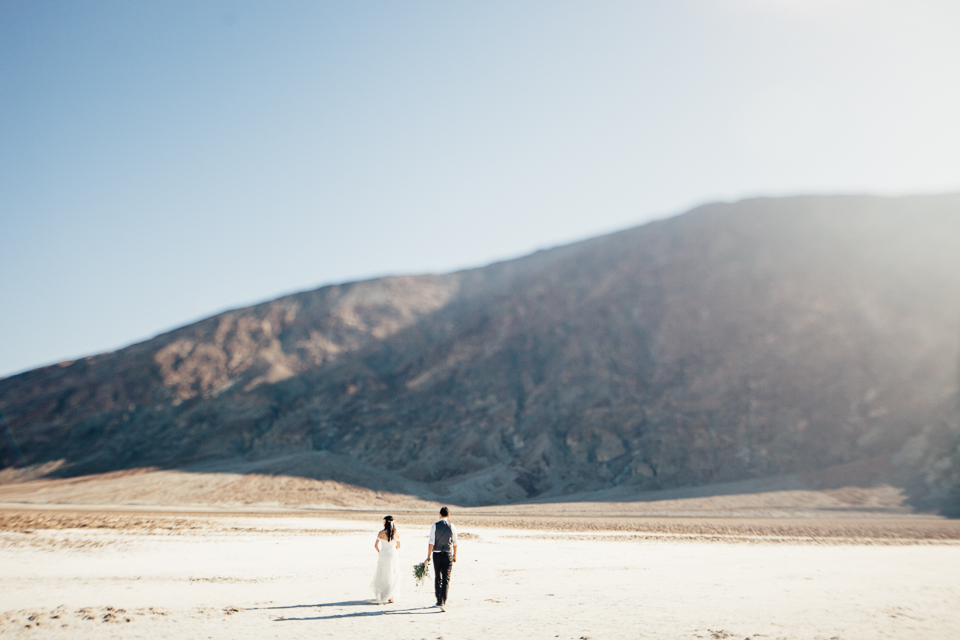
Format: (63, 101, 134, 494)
(440, 506, 449, 517)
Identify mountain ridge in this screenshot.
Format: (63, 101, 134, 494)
(3, 194, 960, 512)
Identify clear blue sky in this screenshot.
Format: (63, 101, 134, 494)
(2, 0, 959, 378)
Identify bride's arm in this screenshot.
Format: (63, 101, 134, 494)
(374, 530, 382, 552)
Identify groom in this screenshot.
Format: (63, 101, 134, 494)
(424, 506, 458, 611)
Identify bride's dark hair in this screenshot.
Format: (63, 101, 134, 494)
(383, 515, 396, 541)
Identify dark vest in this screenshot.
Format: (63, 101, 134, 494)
(433, 519, 453, 553)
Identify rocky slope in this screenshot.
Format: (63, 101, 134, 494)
(2, 195, 960, 509)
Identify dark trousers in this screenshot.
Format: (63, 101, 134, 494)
(432, 551, 453, 604)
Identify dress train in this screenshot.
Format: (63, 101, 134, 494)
(371, 538, 400, 603)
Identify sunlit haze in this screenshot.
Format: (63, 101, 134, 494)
(2, 0, 958, 378)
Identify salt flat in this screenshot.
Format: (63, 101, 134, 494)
(2, 508, 959, 639)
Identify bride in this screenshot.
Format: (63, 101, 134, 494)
(371, 515, 401, 604)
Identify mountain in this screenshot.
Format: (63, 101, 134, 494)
(2, 195, 960, 510)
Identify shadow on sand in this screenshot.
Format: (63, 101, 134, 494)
(271, 601, 439, 621)
(247, 600, 370, 611)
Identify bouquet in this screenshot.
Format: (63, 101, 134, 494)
(413, 561, 430, 589)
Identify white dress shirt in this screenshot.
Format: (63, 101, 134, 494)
(428, 517, 458, 547)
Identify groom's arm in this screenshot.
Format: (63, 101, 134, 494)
(425, 522, 436, 564)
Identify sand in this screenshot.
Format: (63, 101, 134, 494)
(2, 506, 960, 639)
(0, 458, 919, 518)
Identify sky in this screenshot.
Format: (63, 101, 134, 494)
(2, 0, 959, 379)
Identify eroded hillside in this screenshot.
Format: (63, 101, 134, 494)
(3, 195, 959, 509)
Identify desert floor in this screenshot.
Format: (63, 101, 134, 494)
(2, 506, 960, 640)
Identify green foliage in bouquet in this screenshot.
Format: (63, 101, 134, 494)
(413, 561, 430, 587)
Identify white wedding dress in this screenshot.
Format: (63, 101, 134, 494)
(371, 537, 401, 603)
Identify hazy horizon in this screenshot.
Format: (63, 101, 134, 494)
(3, 191, 952, 380)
